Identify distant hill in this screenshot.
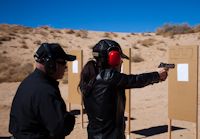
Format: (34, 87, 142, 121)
(0, 24, 200, 83)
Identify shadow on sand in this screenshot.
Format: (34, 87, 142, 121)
(131, 125, 185, 138)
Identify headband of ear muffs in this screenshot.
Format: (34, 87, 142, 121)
(43, 43, 57, 75)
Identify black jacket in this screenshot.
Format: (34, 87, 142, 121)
(82, 69, 160, 139)
(9, 69, 75, 139)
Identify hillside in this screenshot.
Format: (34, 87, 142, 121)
(1, 24, 199, 83)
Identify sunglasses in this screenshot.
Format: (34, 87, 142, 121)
(56, 60, 67, 65)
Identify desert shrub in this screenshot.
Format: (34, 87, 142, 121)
(21, 44, 29, 49)
(131, 54, 144, 63)
(157, 47, 166, 51)
(131, 33, 136, 35)
(2, 50, 7, 54)
(9, 32, 17, 36)
(34, 40, 42, 45)
(111, 32, 118, 37)
(23, 36, 29, 39)
(132, 44, 139, 49)
(156, 24, 193, 36)
(40, 26, 50, 30)
(193, 25, 200, 33)
(142, 33, 152, 36)
(75, 30, 88, 38)
(158, 40, 165, 44)
(65, 29, 75, 34)
(39, 30, 49, 37)
(0, 36, 12, 41)
(121, 37, 126, 40)
(6, 63, 34, 82)
(55, 29, 62, 34)
(103, 32, 113, 38)
(137, 38, 156, 47)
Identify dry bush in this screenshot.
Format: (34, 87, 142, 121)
(55, 29, 62, 34)
(156, 23, 193, 37)
(21, 44, 29, 49)
(0, 24, 10, 31)
(39, 30, 49, 37)
(34, 40, 42, 45)
(111, 32, 118, 38)
(40, 26, 51, 30)
(75, 30, 88, 38)
(65, 29, 75, 34)
(0, 36, 12, 41)
(103, 32, 113, 38)
(23, 36, 29, 40)
(10, 45, 18, 48)
(9, 32, 17, 36)
(132, 44, 139, 49)
(121, 37, 126, 40)
(157, 47, 166, 51)
(12, 63, 34, 82)
(157, 40, 165, 44)
(0, 57, 34, 83)
(131, 54, 144, 63)
(13, 25, 33, 34)
(137, 38, 156, 47)
(2, 50, 7, 54)
(142, 33, 152, 36)
(131, 33, 136, 35)
(193, 25, 200, 33)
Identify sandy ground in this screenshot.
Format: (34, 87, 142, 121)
(0, 78, 199, 139)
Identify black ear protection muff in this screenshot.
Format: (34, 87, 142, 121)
(43, 43, 57, 75)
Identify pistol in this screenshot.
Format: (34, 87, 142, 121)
(158, 62, 175, 69)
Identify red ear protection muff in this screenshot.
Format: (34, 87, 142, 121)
(108, 50, 121, 67)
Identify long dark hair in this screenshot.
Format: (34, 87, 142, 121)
(78, 60, 98, 96)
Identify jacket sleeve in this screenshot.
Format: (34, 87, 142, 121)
(112, 71, 160, 89)
(33, 89, 75, 138)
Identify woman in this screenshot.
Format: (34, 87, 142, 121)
(78, 39, 168, 139)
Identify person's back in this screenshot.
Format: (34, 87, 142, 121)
(9, 43, 76, 139)
(9, 69, 67, 139)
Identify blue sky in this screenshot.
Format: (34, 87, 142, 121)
(0, 0, 200, 32)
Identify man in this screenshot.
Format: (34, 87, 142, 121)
(9, 43, 76, 139)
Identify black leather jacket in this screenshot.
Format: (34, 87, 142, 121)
(82, 69, 160, 139)
(9, 69, 75, 139)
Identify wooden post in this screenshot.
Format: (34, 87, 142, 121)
(81, 104, 84, 128)
(68, 103, 71, 112)
(168, 119, 172, 139)
(196, 46, 199, 139)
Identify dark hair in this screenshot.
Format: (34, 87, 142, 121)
(78, 60, 98, 96)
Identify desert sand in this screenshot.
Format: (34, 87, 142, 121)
(0, 24, 200, 139)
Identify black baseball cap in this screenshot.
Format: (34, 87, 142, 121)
(92, 39, 129, 59)
(34, 43, 76, 61)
